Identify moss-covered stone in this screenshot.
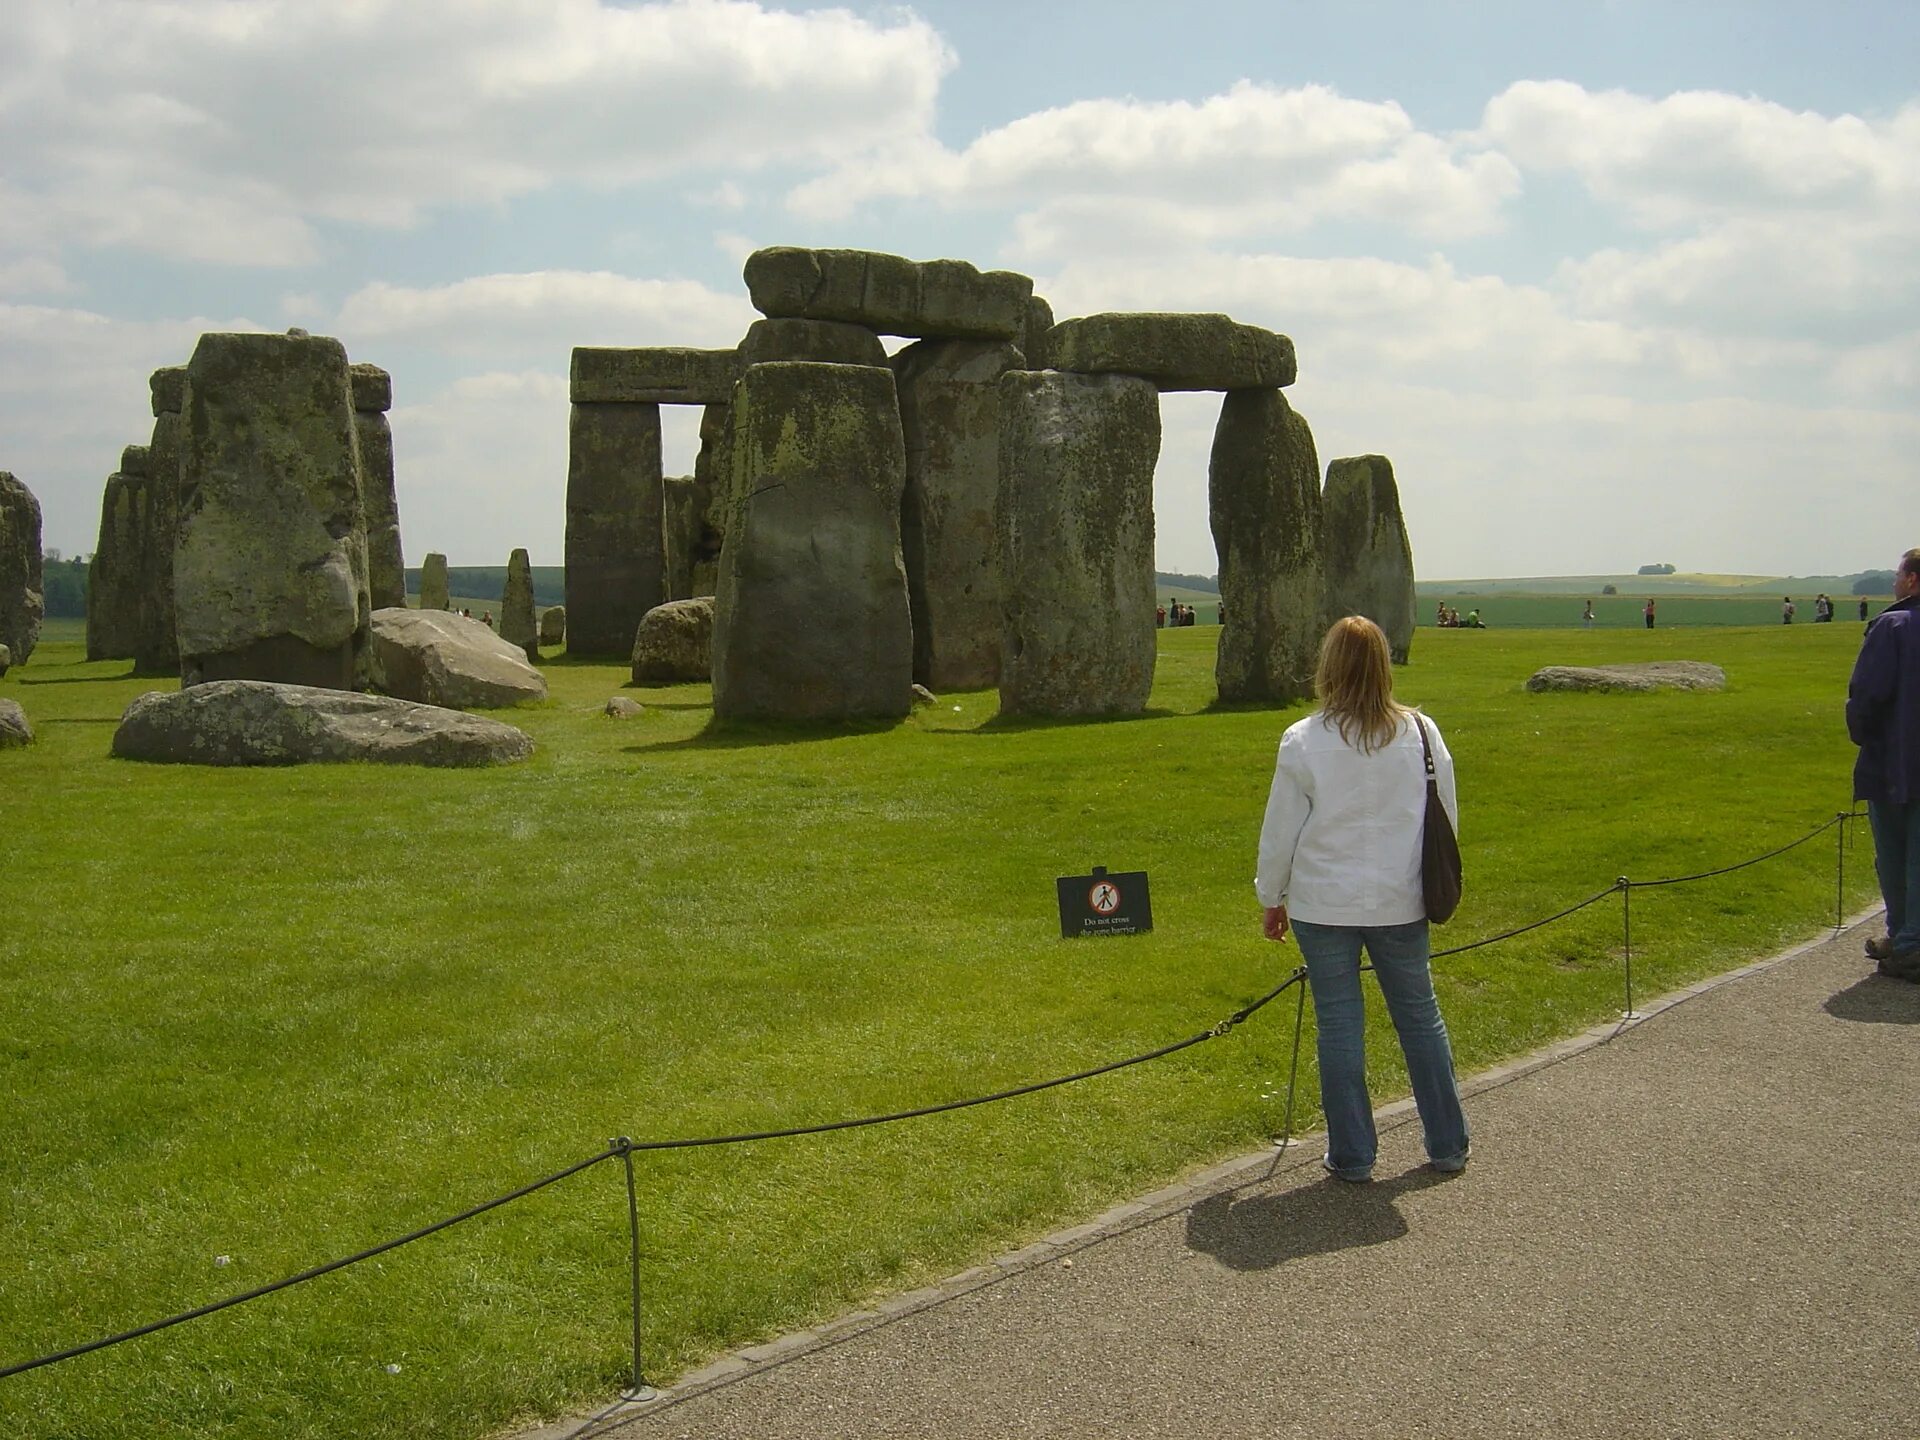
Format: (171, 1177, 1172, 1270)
(570, 347, 737, 405)
(996, 371, 1160, 717)
(87, 467, 144, 661)
(419, 552, 450, 611)
(743, 247, 1032, 341)
(1210, 389, 1324, 704)
(1048, 312, 1297, 391)
(1323, 454, 1416, 665)
(501, 548, 539, 661)
(565, 401, 665, 657)
(738, 318, 888, 368)
(348, 362, 392, 413)
(0, 471, 44, 668)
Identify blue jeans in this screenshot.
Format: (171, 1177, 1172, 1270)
(1293, 918, 1469, 1179)
(1868, 800, 1920, 953)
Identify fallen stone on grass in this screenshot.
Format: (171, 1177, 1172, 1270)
(111, 681, 534, 766)
(604, 696, 645, 718)
(1526, 662, 1727, 694)
(368, 608, 548, 709)
(631, 596, 714, 683)
(0, 697, 31, 747)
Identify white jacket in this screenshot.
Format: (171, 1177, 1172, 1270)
(1254, 709, 1459, 925)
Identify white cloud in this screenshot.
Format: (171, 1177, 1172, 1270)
(791, 81, 1519, 243)
(0, 0, 951, 268)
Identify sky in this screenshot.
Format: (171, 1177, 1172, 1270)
(4, 0, 1917, 580)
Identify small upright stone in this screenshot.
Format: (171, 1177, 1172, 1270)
(500, 548, 538, 661)
(351, 363, 407, 611)
(743, 247, 1032, 341)
(1322, 455, 1416, 664)
(712, 363, 912, 721)
(1210, 389, 1324, 704)
(0, 696, 31, 747)
(539, 605, 566, 649)
(996, 371, 1160, 717)
(1048, 313, 1297, 391)
(0, 472, 46, 668)
(419, 552, 450, 610)
(631, 596, 715, 683)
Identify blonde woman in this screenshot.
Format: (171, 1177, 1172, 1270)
(1255, 616, 1469, 1182)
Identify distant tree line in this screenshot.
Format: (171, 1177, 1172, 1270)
(1636, 562, 1677, 575)
(42, 555, 89, 618)
(1854, 571, 1895, 595)
(1155, 570, 1219, 594)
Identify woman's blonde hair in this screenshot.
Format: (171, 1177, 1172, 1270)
(1314, 615, 1409, 753)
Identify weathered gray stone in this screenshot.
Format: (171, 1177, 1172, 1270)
(1018, 295, 1055, 370)
(691, 402, 732, 599)
(149, 365, 187, 418)
(0, 696, 30, 747)
(87, 469, 144, 661)
(995, 371, 1160, 717)
(367, 608, 548, 709)
(349, 362, 392, 413)
(1210, 389, 1324, 705)
(539, 604, 566, 648)
(894, 339, 1020, 690)
(570, 347, 737, 405)
(174, 332, 370, 690)
(0, 643, 10, 678)
(112, 680, 533, 767)
(738, 318, 889, 368)
(744, 247, 1032, 341)
(631, 596, 714, 683)
(604, 695, 645, 718)
(712, 363, 911, 721)
(121, 443, 150, 477)
(1322, 455, 1416, 665)
(662, 475, 722, 603)
(1049, 313, 1297, 391)
(566, 402, 665, 657)
(501, 548, 538, 661)
(420, 552, 450, 610)
(0, 472, 45, 668)
(1527, 662, 1727, 694)
(133, 404, 184, 675)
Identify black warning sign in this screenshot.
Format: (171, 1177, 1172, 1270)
(1056, 865, 1153, 938)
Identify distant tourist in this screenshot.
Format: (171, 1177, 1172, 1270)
(1216, 602, 1226, 625)
(1435, 602, 1447, 627)
(1255, 616, 1470, 1181)
(1644, 599, 1657, 630)
(1156, 604, 1166, 628)
(481, 610, 494, 629)
(1782, 596, 1795, 624)
(1862, 596, 1872, 624)
(1465, 609, 1485, 629)
(1815, 593, 1833, 623)
(1582, 599, 1595, 628)
(1848, 548, 1920, 978)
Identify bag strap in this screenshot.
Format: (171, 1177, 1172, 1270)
(1414, 711, 1436, 779)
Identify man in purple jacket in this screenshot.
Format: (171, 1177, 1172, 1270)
(1849, 548, 1920, 976)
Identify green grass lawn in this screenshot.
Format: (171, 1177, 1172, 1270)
(0, 619, 1882, 1439)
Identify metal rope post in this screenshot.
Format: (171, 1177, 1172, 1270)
(1275, 968, 1308, 1151)
(1618, 878, 1639, 1020)
(614, 1138, 656, 1403)
(1836, 811, 1848, 931)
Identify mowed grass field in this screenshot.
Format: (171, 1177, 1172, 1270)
(0, 617, 1883, 1440)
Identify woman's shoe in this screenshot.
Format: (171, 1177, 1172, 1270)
(1865, 934, 1896, 961)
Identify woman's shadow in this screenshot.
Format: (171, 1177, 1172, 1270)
(1185, 1166, 1453, 1272)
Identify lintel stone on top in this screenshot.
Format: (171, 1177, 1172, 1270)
(744, 246, 1033, 342)
(150, 366, 187, 417)
(350, 363, 393, 413)
(570, 346, 739, 406)
(1047, 312, 1297, 391)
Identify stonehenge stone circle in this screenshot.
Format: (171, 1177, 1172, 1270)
(631, 596, 714, 683)
(571, 347, 737, 406)
(739, 318, 888, 368)
(174, 331, 371, 690)
(352, 363, 407, 611)
(0, 696, 30, 746)
(712, 362, 912, 721)
(112, 680, 535, 767)
(894, 338, 1021, 690)
(1322, 455, 1416, 665)
(996, 371, 1160, 717)
(566, 398, 665, 656)
(0, 471, 45, 668)
(368, 608, 548, 709)
(133, 367, 186, 675)
(501, 548, 539, 660)
(419, 552, 451, 610)
(1527, 662, 1727, 694)
(1049, 313, 1297, 391)
(744, 247, 1032, 341)
(1210, 388, 1325, 706)
(539, 604, 566, 648)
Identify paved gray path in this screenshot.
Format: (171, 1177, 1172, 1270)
(525, 916, 1919, 1439)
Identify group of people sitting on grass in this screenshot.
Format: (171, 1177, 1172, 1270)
(1433, 604, 1484, 629)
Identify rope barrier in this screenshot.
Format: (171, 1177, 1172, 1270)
(0, 806, 1870, 1385)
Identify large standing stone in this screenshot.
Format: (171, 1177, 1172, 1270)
(995, 371, 1160, 717)
(566, 401, 665, 657)
(712, 362, 911, 721)
(174, 331, 371, 690)
(367, 609, 548, 709)
(631, 596, 715, 683)
(570, 347, 737, 405)
(112, 680, 534, 767)
(352, 364, 407, 611)
(661, 475, 718, 602)
(0, 472, 45, 668)
(134, 369, 186, 676)
(1322, 455, 1416, 665)
(738, 318, 889, 368)
(894, 339, 1020, 690)
(87, 463, 145, 661)
(1049, 313, 1297, 391)
(1210, 389, 1324, 705)
(419, 552, 450, 610)
(500, 547, 538, 661)
(744, 247, 1032, 341)
(691, 401, 732, 598)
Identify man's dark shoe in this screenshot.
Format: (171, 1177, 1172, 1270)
(1875, 949, 1920, 981)
(1865, 934, 1896, 961)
